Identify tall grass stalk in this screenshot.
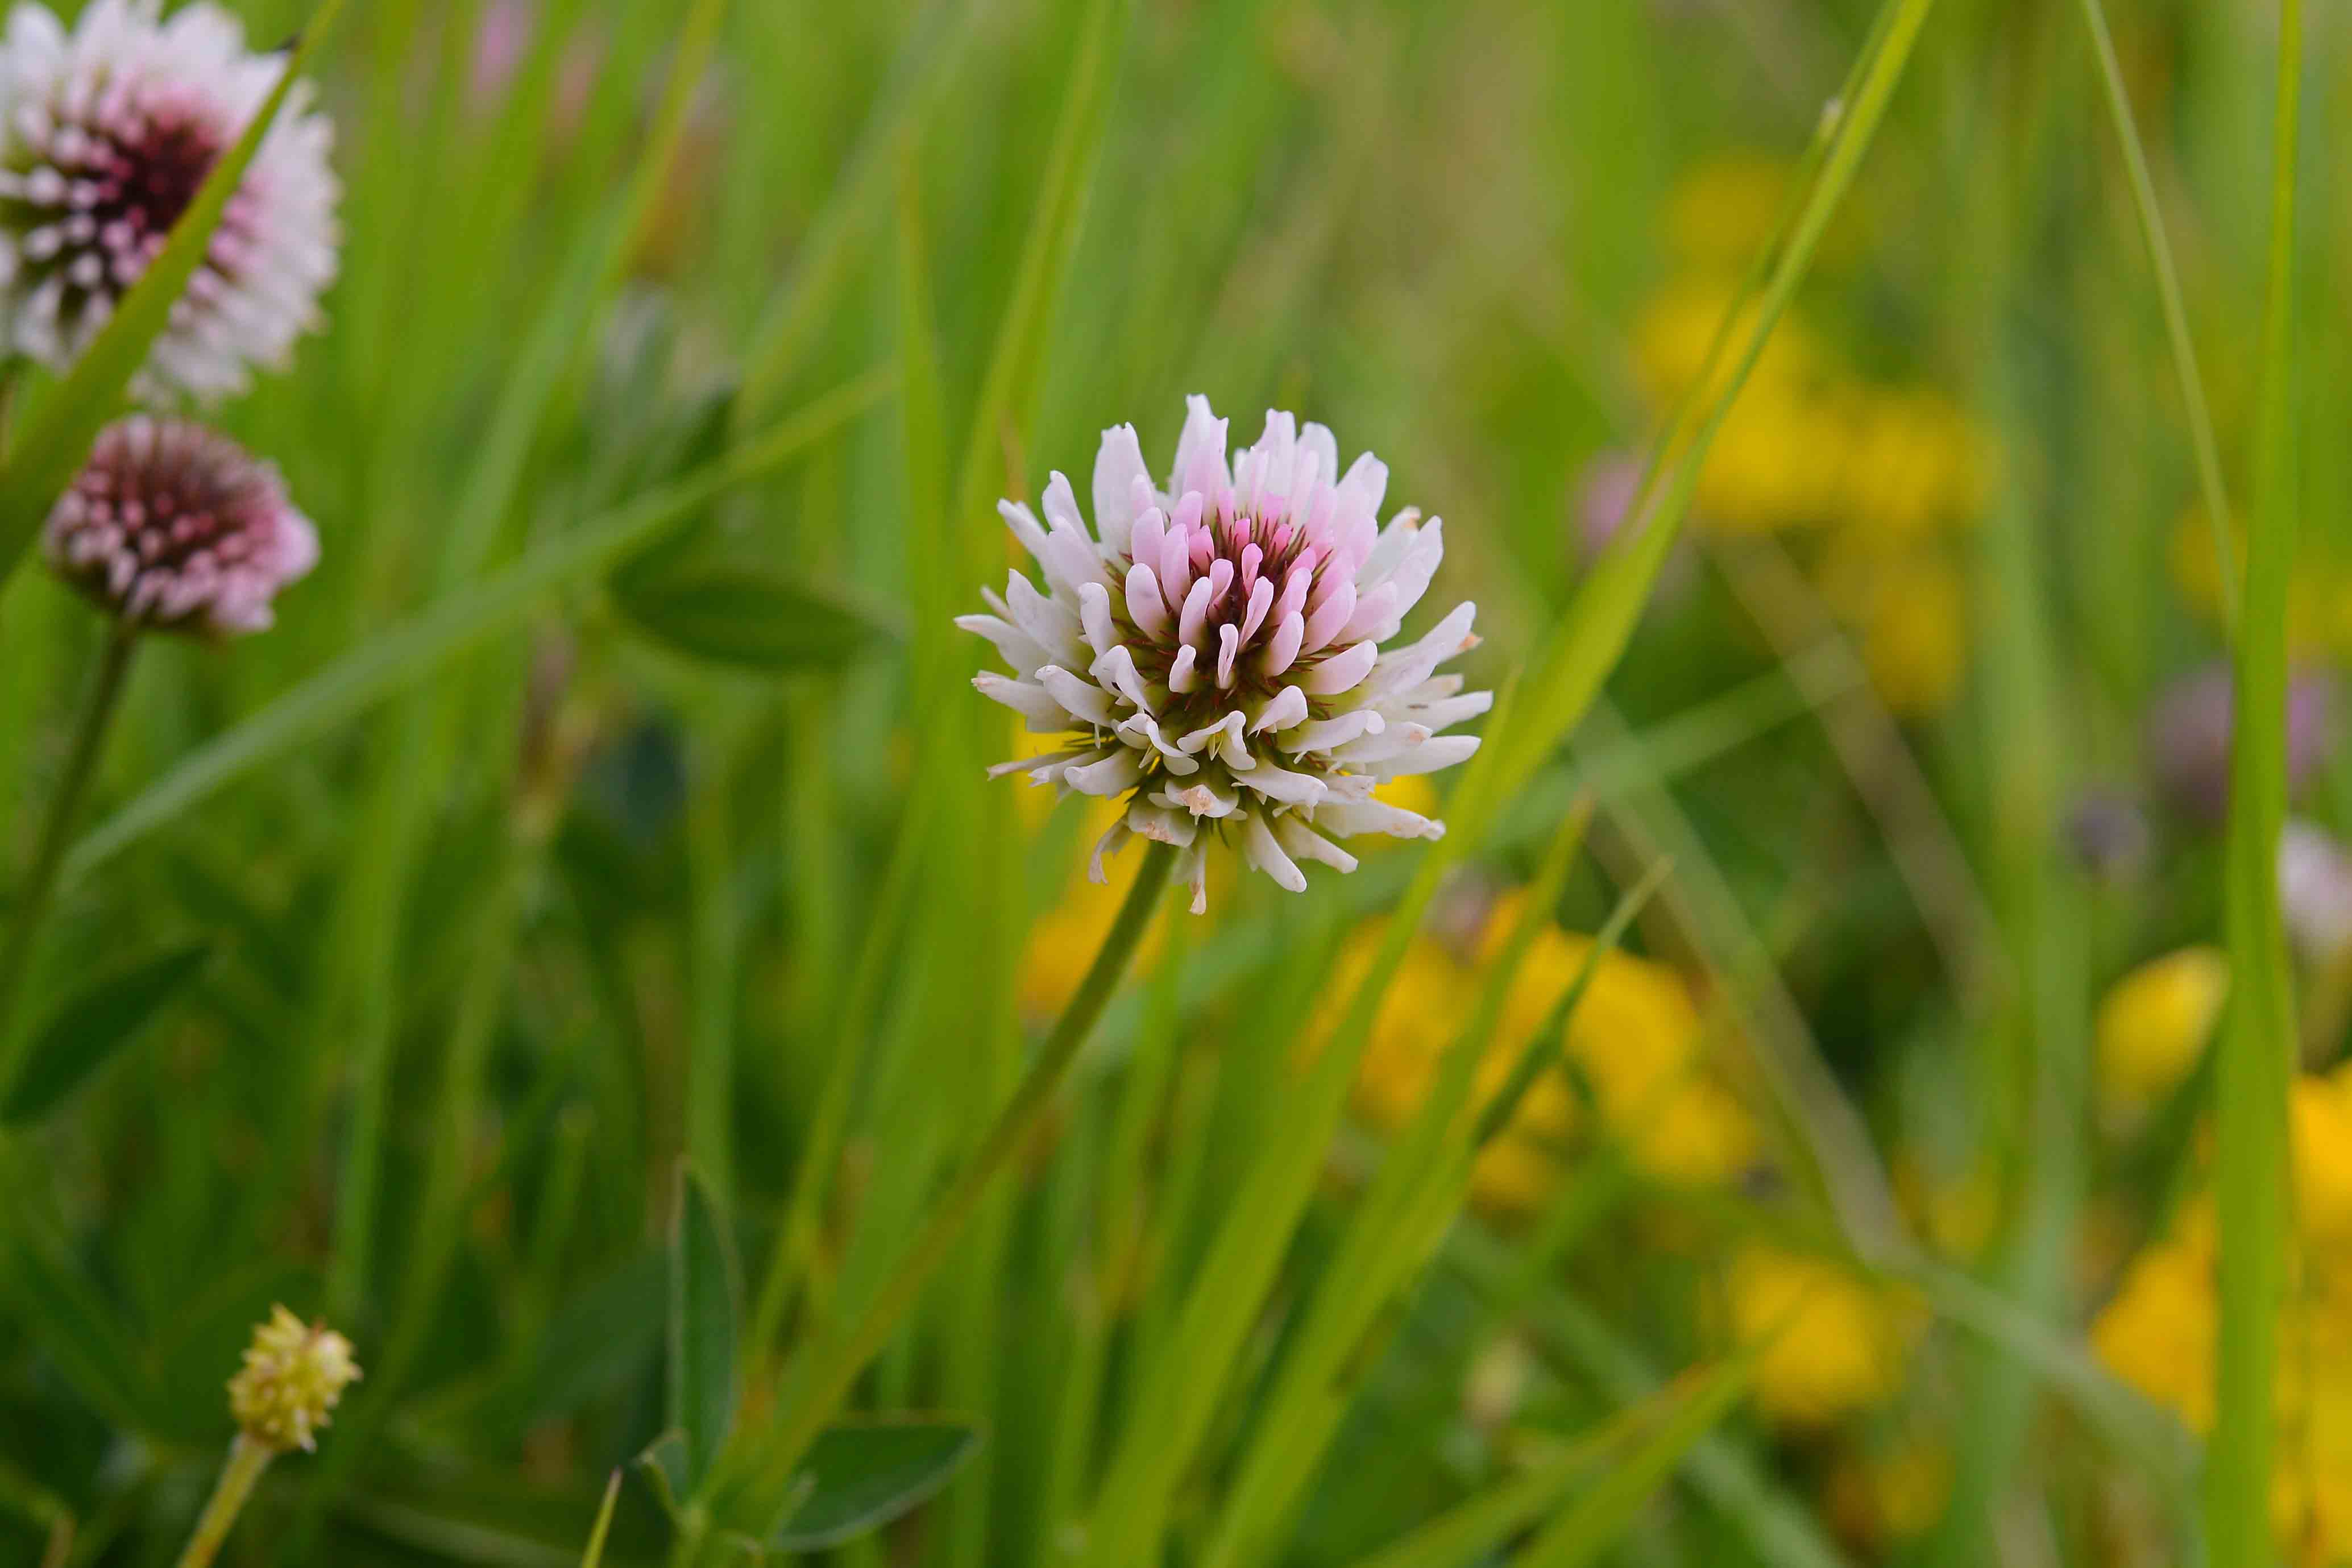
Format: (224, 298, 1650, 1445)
(2210, 0, 2304, 1559)
(0, 626, 136, 1065)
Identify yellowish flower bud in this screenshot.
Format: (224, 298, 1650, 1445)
(226, 1305, 361, 1454)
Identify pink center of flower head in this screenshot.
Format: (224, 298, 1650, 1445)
(1112, 439, 1388, 746)
(45, 416, 317, 637)
(2, 80, 238, 317)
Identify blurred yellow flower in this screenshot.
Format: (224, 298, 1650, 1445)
(1724, 1245, 1920, 1429)
(2093, 1086, 2352, 1566)
(1347, 890, 1757, 1216)
(2292, 1069, 2352, 1247)
(1844, 554, 1969, 717)
(2090, 1218, 2218, 1432)
(1836, 389, 1986, 541)
(2094, 946, 2230, 1111)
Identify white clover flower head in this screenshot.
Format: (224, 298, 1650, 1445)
(963, 396, 1489, 914)
(44, 414, 317, 635)
(0, 0, 339, 401)
(226, 1304, 359, 1454)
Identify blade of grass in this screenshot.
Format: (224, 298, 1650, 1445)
(56, 370, 890, 893)
(1509, 1355, 1757, 1568)
(1076, 674, 1528, 1567)
(1200, 803, 1598, 1568)
(1343, 1375, 1723, 1568)
(578, 1474, 621, 1568)
(1446, 1230, 1855, 1568)
(0, 0, 349, 594)
(1491, 0, 1940, 811)
(2071, 0, 2239, 634)
(733, 0, 985, 428)
(2210, 0, 2304, 1558)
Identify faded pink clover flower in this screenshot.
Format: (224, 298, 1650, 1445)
(0, 0, 340, 401)
(964, 396, 1488, 912)
(44, 414, 317, 635)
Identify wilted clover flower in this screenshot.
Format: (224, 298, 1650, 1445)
(963, 397, 1488, 912)
(226, 1305, 358, 1453)
(44, 414, 317, 634)
(0, 0, 339, 400)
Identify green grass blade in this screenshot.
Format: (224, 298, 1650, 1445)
(1345, 1379, 1715, 1568)
(1490, 0, 1940, 810)
(577, 1472, 621, 1568)
(55, 371, 890, 894)
(1200, 803, 1595, 1568)
(1509, 1355, 1754, 1568)
(2210, 0, 2305, 1558)
(0, 0, 349, 593)
(2071, 0, 2239, 633)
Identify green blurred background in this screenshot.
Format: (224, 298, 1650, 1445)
(3, 0, 2347, 1563)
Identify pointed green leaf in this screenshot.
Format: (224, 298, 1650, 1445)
(669, 1165, 740, 1494)
(0, 0, 348, 591)
(617, 566, 898, 673)
(3, 941, 211, 1126)
(771, 1417, 981, 1552)
(519, 1252, 666, 1421)
(632, 1432, 691, 1525)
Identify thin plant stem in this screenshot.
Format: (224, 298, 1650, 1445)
(2071, 0, 2239, 636)
(745, 840, 1177, 1517)
(0, 622, 138, 1068)
(174, 1434, 275, 1568)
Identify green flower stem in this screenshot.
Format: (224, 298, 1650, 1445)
(175, 1434, 275, 1568)
(746, 840, 1177, 1518)
(2211, 0, 2304, 1558)
(0, 622, 138, 1070)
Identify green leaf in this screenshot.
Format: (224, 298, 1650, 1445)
(632, 1433, 691, 1525)
(0, 1221, 155, 1433)
(0, 0, 349, 592)
(669, 1164, 740, 1495)
(617, 566, 898, 673)
(518, 1253, 666, 1421)
(771, 1417, 981, 1552)
(2, 941, 211, 1126)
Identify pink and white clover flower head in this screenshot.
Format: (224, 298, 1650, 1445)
(963, 395, 1488, 914)
(44, 413, 317, 636)
(0, 0, 339, 401)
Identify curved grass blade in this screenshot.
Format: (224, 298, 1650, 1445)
(55, 368, 889, 893)
(0, 0, 348, 591)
